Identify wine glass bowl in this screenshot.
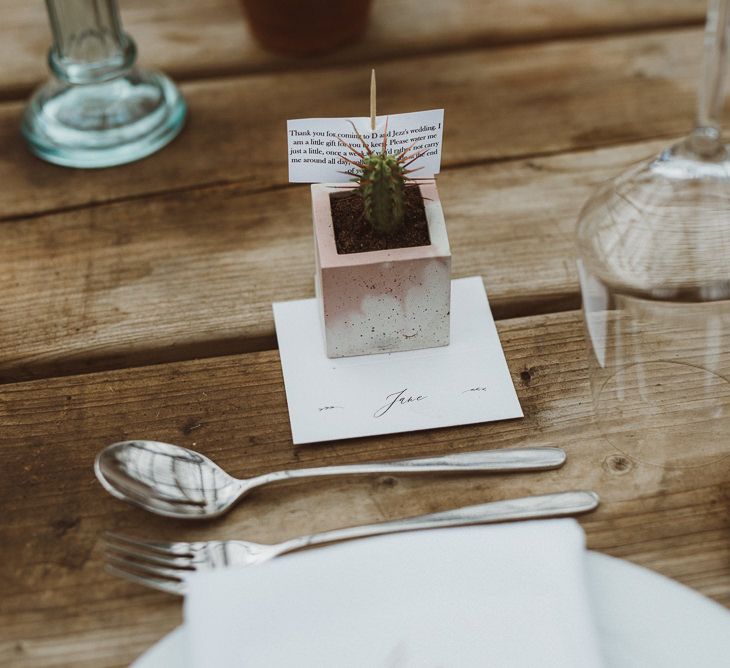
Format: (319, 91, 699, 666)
(576, 0, 730, 468)
(577, 133, 730, 303)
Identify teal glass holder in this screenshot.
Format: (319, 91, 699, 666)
(22, 0, 187, 169)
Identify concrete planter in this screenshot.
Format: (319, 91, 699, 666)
(312, 182, 451, 358)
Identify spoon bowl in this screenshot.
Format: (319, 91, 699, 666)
(95, 441, 244, 518)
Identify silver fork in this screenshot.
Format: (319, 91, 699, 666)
(104, 490, 599, 595)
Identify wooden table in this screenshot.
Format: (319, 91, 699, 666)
(2, 1, 729, 666)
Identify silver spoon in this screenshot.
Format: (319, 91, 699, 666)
(95, 440, 567, 519)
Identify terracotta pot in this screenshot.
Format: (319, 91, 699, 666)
(312, 182, 451, 358)
(240, 0, 373, 56)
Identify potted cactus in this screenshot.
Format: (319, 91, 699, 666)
(313, 125, 451, 358)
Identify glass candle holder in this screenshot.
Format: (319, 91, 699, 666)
(22, 0, 187, 168)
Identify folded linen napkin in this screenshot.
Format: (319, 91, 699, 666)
(184, 519, 603, 667)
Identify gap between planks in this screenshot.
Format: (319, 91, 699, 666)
(0, 131, 682, 226)
(0, 26, 709, 220)
(0, 16, 704, 105)
(0, 136, 679, 385)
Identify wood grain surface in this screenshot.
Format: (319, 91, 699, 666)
(0, 0, 704, 100)
(0, 28, 707, 220)
(0, 138, 670, 383)
(2, 310, 728, 668)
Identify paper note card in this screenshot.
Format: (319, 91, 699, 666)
(287, 109, 444, 183)
(273, 277, 523, 445)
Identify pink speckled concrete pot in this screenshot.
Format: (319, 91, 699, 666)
(312, 182, 451, 358)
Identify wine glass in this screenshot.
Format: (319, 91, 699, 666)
(576, 0, 730, 468)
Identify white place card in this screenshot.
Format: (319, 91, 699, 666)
(287, 109, 444, 183)
(273, 277, 523, 445)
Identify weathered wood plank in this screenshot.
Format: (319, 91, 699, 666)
(0, 28, 706, 220)
(0, 0, 248, 101)
(0, 138, 670, 382)
(1, 310, 728, 667)
(0, 0, 704, 100)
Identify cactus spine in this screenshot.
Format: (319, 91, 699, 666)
(337, 120, 428, 236)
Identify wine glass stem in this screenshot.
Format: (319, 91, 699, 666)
(695, 0, 730, 140)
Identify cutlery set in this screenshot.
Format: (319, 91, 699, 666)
(96, 440, 600, 595)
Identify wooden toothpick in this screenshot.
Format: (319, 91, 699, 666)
(370, 69, 376, 131)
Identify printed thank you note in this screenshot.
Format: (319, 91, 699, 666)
(287, 109, 444, 183)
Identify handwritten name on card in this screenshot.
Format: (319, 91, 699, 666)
(373, 390, 427, 418)
(317, 386, 489, 419)
(287, 109, 444, 183)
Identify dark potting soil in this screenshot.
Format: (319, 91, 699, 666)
(330, 185, 431, 255)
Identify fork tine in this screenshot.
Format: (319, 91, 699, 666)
(104, 539, 196, 569)
(104, 532, 193, 557)
(105, 563, 185, 596)
(106, 551, 191, 582)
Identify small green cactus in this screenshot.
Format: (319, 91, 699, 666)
(359, 152, 406, 235)
(337, 120, 428, 236)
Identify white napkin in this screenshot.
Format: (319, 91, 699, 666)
(184, 519, 603, 668)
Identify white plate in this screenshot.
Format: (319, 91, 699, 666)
(133, 551, 730, 667)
